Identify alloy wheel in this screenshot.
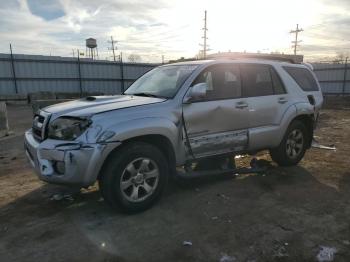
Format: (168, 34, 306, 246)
(120, 158, 160, 202)
(286, 129, 304, 159)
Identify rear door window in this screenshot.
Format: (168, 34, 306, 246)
(283, 66, 319, 91)
(270, 68, 286, 94)
(240, 64, 274, 97)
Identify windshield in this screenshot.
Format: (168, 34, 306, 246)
(124, 65, 198, 98)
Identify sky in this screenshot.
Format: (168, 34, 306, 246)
(0, 0, 349, 63)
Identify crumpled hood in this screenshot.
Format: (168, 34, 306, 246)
(42, 95, 166, 116)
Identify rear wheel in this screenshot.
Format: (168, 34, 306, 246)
(99, 142, 168, 212)
(270, 120, 308, 166)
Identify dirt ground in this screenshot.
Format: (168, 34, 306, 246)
(0, 103, 349, 262)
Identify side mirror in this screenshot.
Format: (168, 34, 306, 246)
(184, 83, 207, 103)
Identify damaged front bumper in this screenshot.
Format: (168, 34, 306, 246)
(24, 129, 121, 187)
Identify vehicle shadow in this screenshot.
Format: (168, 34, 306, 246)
(1, 165, 350, 262)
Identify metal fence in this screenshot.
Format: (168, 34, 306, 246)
(0, 53, 349, 96)
(0, 53, 157, 96)
(312, 63, 350, 94)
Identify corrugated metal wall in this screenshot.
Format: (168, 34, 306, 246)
(312, 63, 350, 94)
(0, 53, 348, 95)
(0, 53, 157, 95)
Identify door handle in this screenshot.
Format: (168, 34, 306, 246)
(278, 97, 288, 104)
(235, 101, 248, 109)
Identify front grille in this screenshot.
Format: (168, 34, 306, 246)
(32, 111, 51, 142)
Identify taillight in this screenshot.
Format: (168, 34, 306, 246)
(307, 95, 315, 106)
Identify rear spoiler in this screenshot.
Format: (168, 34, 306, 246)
(301, 62, 314, 71)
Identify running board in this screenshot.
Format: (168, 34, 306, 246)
(176, 166, 267, 179)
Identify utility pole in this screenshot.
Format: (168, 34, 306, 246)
(162, 55, 164, 64)
(120, 51, 125, 93)
(9, 44, 18, 94)
(342, 57, 348, 95)
(200, 10, 209, 59)
(290, 24, 303, 55)
(77, 49, 83, 97)
(108, 36, 118, 62)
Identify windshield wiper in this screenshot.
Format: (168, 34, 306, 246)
(131, 92, 166, 98)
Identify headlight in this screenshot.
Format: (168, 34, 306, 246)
(48, 117, 91, 140)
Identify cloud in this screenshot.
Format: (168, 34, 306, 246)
(301, 2, 350, 60)
(0, 0, 177, 61)
(321, 0, 350, 8)
(27, 0, 65, 20)
(0, 0, 349, 62)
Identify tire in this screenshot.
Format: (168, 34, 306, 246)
(269, 120, 308, 166)
(98, 142, 169, 213)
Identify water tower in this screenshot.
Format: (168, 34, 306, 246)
(86, 38, 98, 59)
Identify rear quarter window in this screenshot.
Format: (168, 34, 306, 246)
(283, 66, 319, 91)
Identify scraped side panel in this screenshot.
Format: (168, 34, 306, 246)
(189, 129, 248, 158)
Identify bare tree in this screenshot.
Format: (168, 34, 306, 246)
(334, 51, 350, 63)
(128, 54, 141, 63)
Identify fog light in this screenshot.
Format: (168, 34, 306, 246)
(54, 161, 65, 175)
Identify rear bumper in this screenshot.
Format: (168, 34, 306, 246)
(24, 129, 121, 187)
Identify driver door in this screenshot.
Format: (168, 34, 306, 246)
(182, 64, 250, 158)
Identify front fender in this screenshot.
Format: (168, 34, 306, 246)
(104, 117, 185, 164)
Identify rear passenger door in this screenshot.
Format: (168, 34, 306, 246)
(240, 64, 291, 146)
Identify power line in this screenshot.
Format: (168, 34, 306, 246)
(127, 25, 189, 40)
(290, 24, 303, 55)
(113, 25, 189, 46)
(124, 34, 184, 44)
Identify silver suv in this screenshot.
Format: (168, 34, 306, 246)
(24, 59, 323, 212)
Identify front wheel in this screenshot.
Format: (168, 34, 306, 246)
(99, 142, 168, 212)
(270, 120, 308, 166)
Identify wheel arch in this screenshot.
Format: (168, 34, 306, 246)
(97, 134, 177, 180)
(277, 103, 315, 149)
(291, 114, 314, 148)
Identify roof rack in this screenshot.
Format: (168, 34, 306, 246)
(234, 54, 296, 64)
(207, 52, 303, 64)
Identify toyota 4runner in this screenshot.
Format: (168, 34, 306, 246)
(24, 59, 323, 212)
